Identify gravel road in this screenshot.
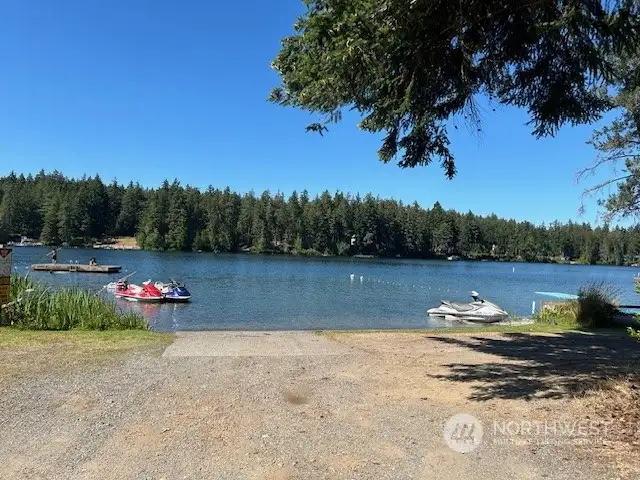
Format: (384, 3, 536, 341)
(1, 330, 638, 479)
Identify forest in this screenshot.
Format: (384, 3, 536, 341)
(0, 170, 638, 265)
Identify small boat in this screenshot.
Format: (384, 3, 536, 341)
(154, 279, 191, 302)
(114, 280, 164, 303)
(427, 291, 508, 323)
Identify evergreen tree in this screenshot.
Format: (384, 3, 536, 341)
(312, 191, 332, 253)
(106, 179, 123, 235)
(271, 1, 638, 176)
(299, 190, 310, 249)
(166, 187, 189, 250)
(40, 194, 61, 245)
(79, 175, 110, 239)
(252, 190, 274, 252)
(116, 182, 145, 236)
(433, 219, 457, 256)
(0, 183, 20, 235)
(137, 190, 166, 250)
(583, 234, 600, 265)
(19, 183, 43, 238)
(185, 186, 204, 249)
(57, 198, 77, 245)
(331, 192, 350, 254)
(237, 192, 256, 249)
(286, 191, 302, 247)
(205, 188, 223, 251)
(272, 193, 287, 248)
(457, 213, 482, 257)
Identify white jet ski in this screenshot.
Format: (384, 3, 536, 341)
(427, 291, 508, 323)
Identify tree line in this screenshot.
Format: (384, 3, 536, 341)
(0, 170, 639, 265)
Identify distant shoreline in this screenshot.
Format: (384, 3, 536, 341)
(10, 241, 640, 267)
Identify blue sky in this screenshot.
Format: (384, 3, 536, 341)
(0, 0, 622, 225)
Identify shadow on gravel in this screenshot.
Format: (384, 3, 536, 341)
(426, 332, 640, 401)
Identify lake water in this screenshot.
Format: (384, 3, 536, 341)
(9, 247, 640, 331)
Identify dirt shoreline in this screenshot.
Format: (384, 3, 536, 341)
(1, 330, 639, 479)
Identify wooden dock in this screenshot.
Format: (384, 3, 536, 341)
(30, 264, 122, 273)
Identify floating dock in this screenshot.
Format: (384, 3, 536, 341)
(30, 264, 122, 273)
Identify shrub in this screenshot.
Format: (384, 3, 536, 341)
(1, 275, 147, 330)
(575, 282, 619, 328)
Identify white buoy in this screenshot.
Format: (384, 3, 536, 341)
(350, 274, 355, 282)
(360, 276, 363, 283)
(513, 267, 515, 273)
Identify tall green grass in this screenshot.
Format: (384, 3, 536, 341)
(1, 275, 147, 330)
(9, 274, 36, 301)
(535, 282, 619, 329)
(534, 301, 579, 328)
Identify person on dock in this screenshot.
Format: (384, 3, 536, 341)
(89, 257, 97, 266)
(47, 247, 57, 264)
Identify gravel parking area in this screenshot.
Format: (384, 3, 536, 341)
(1, 330, 638, 479)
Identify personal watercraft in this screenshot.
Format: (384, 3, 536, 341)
(114, 280, 164, 303)
(427, 291, 508, 323)
(154, 279, 192, 302)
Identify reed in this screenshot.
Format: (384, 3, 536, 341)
(2, 275, 147, 330)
